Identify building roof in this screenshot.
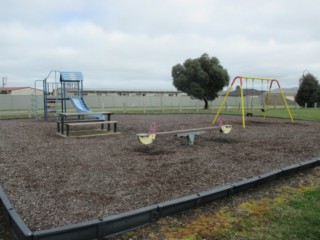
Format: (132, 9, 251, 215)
(221, 89, 265, 97)
(0, 87, 31, 91)
(271, 87, 298, 94)
(219, 87, 298, 97)
(83, 89, 180, 93)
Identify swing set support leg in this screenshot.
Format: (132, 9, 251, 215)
(240, 81, 246, 128)
(212, 76, 294, 128)
(265, 80, 294, 123)
(213, 76, 246, 128)
(212, 85, 232, 125)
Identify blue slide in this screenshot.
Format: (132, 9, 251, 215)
(70, 97, 105, 120)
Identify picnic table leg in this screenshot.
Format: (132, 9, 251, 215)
(61, 116, 65, 134)
(66, 125, 70, 136)
(107, 114, 111, 131)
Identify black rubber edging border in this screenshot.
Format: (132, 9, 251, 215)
(0, 186, 33, 240)
(0, 157, 319, 240)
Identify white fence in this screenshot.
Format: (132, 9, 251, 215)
(0, 95, 214, 110)
(0, 95, 35, 110)
(0, 94, 298, 116)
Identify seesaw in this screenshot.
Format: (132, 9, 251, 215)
(136, 123, 232, 145)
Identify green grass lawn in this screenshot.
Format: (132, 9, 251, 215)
(138, 168, 320, 240)
(1, 105, 319, 121)
(210, 107, 320, 121)
(218, 185, 320, 240)
(288, 108, 320, 121)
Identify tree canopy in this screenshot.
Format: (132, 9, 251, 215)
(172, 53, 229, 109)
(295, 73, 320, 107)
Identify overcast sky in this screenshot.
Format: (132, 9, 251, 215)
(1, 0, 319, 90)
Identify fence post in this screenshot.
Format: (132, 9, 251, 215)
(123, 103, 126, 113)
(101, 102, 104, 112)
(315, 103, 317, 108)
(161, 95, 164, 113)
(28, 106, 31, 118)
(179, 97, 182, 112)
(305, 103, 307, 108)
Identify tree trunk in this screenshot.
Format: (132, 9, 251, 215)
(204, 99, 209, 109)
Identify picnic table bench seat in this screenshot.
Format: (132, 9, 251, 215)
(57, 119, 108, 132)
(65, 120, 117, 136)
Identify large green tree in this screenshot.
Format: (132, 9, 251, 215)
(295, 73, 320, 107)
(172, 53, 229, 109)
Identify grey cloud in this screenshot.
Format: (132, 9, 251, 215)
(0, 0, 319, 89)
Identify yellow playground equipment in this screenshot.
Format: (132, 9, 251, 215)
(137, 121, 232, 145)
(213, 76, 294, 128)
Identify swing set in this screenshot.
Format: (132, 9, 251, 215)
(213, 76, 294, 128)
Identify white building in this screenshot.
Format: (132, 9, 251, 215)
(0, 87, 43, 95)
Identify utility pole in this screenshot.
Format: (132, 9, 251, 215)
(2, 77, 7, 87)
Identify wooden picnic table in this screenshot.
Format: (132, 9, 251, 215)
(58, 112, 113, 135)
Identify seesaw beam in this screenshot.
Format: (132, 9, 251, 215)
(136, 125, 232, 145)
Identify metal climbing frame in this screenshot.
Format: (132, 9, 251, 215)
(212, 76, 294, 128)
(41, 70, 60, 121)
(42, 70, 84, 121)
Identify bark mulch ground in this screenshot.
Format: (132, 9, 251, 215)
(0, 114, 319, 238)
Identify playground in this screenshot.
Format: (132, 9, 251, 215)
(1, 114, 320, 233)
